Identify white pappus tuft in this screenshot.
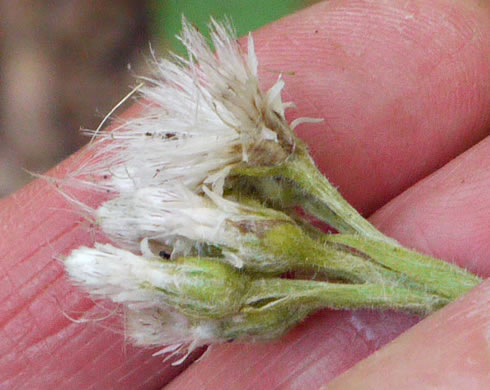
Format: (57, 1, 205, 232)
(65, 243, 179, 310)
(126, 308, 222, 365)
(95, 184, 293, 269)
(80, 17, 300, 197)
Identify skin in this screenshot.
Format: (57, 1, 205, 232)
(0, 0, 488, 389)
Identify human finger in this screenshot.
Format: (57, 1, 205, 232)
(251, 0, 489, 214)
(165, 131, 489, 389)
(323, 279, 490, 390)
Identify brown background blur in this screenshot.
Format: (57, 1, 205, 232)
(0, 1, 149, 197)
(0, 0, 319, 198)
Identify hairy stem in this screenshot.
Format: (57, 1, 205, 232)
(322, 234, 482, 300)
(247, 278, 448, 315)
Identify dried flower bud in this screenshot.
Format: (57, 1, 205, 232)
(95, 184, 301, 272)
(65, 244, 250, 318)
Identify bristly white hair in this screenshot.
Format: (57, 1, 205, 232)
(95, 184, 293, 269)
(76, 17, 299, 197)
(95, 184, 234, 251)
(126, 308, 221, 365)
(65, 244, 177, 310)
(65, 244, 235, 364)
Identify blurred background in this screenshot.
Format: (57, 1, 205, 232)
(0, 0, 321, 197)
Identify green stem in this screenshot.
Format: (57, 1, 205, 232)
(323, 234, 482, 300)
(231, 143, 393, 243)
(282, 146, 392, 242)
(229, 141, 481, 306)
(260, 223, 407, 287)
(247, 278, 447, 315)
(222, 277, 447, 341)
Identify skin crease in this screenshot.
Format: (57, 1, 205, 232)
(0, 0, 488, 389)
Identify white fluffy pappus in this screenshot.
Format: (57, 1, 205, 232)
(65, 243, 241, 363)
(65, 243, 179, 309)
(126, 308, 221, 365)
(95, 184, 293, 269)
(65, 242, 250, 314)
(79, 17, 301, 197)
(95, 184, 233, 251)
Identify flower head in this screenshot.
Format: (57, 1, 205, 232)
(95, 184, 298, 271)
(83, 18, 299, 197)
(65, 243, 250, 318)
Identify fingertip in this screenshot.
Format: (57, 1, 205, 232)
(371, 137, 490, 276)
(323, 279, 490, 390)
(250, 0, 490, 213)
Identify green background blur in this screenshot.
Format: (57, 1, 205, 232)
(150, 0, 318, 52)
(0, 0, 321, 196)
